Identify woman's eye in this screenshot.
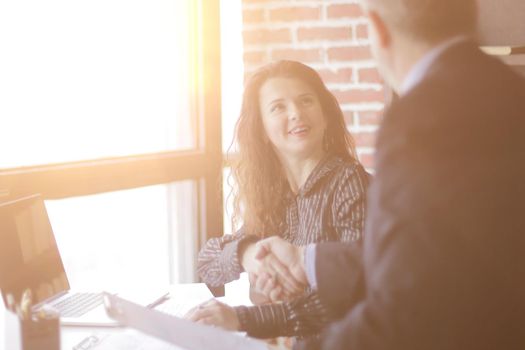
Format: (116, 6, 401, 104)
(300, 97, 314, 106)
(270, 104, 285, 113)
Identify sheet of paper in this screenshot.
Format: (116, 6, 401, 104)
(103, 293, 267, 350)
(167, 283, 214, 301)
(89, 330, 184, 350)
(0, 304, 6, 350)
(155, 283, 214, 317)
(219, 272, 253, 307)
(4, 309, 22, 350)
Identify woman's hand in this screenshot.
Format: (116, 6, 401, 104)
(249, 269, 304, 305)
(255, 237, 308, 288)
(255, 244, 307, 297)
(249, 272, 284, 304)
(184, 299, 240, 331)
(242, 239, 306, 300)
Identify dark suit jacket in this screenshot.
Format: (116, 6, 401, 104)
(298, 41, 525, 349)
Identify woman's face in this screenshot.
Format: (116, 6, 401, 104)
(258, 77, 326, 163)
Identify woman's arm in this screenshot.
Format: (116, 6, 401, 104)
(186, 290, 332, 339)
(235, 291, 331, 339)
(197, 230, 259, 287)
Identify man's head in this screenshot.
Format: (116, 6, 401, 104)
(360, 0, 478, 90)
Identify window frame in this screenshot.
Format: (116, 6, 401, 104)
(0, 0, 223, 250)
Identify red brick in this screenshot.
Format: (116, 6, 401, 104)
(269, 6, 320, 22)
(356, 23, 369, 39)
(270, 48, 321, 63)
(327, 4, 363, 19)
(242, 8, 265, 24)
(357, 152, 375, 169)
(358, 67, 382, 84)
(318, 68, 353, 85)
(328, 46, 372, 62)
(243, 28, 291, 46)
(358, 110, 384, 125)
(353, 131, 377, 148)
(297, 26, 352, 41)
(343, 110, 355, 125)
(333, 88, 385, 104)
(243, 51, 266, 66)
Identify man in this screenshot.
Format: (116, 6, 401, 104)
(256, 0, 525, 349)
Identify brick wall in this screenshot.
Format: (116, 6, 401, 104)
(241, 0, 385, 170)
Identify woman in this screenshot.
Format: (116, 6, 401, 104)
(190, 60, 369, 340)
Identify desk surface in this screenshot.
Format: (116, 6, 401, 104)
(2, 276, 252, 350)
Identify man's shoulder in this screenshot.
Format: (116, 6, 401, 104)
(384, 44, 525, 132)
(374, 43, 525, 179)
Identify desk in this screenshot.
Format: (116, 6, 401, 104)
(2, 275, 252, 350)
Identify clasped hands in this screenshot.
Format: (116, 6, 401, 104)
(185, 237, 308, 331)
(249, 236, 308, 303)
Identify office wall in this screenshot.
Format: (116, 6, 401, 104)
(477, 0, 525, 78)
(240, 0, 384, 170)
(477, 0, 525, 46)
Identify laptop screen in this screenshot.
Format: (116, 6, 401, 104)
(0, 195, 69, 306)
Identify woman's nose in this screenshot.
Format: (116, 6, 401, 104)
(288, 103, 301, 120)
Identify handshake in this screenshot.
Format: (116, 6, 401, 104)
(185, 237, 311, 332)
(244, 237, 310, 304)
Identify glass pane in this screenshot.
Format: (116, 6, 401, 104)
(220, 0, 244, 152)
(0, 0, 193, 168)
(220, 0, 243, 236)
(45, 180, 198, 292)
(223, 167, 234, 235)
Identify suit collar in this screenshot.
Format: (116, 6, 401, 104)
(400, 36, 470, 95)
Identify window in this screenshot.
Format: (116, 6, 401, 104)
(220, 0, 244, 235)
(0, 0, 223, 288)
(0, 0, 195, 168)
(47, 181, 198, 290)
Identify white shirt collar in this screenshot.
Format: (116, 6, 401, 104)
(400, 36, 467, 95)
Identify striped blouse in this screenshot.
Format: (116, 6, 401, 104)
(197, 154, 369, 338)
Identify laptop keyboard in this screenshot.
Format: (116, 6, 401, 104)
(48, 292, 103, 317)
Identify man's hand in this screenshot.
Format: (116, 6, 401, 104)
(255, 237, 308, 291)
(184, 299, 240, 331)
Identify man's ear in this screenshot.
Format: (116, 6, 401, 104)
(367, 10, 391, 48)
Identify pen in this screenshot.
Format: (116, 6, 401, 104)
(147, 293, 170, 309)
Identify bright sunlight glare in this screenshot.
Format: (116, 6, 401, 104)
(0, 0, 193, 168)
(0, 0, 243, 291)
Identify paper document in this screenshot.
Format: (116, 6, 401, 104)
(101, 293, 267, 350)
(154, 283, 214, 317)
(80, 330, 183, 350)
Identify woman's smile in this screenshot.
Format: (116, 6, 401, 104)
(288, 124, 310, 136)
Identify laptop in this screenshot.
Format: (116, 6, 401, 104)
(0, 194, 167, 327)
